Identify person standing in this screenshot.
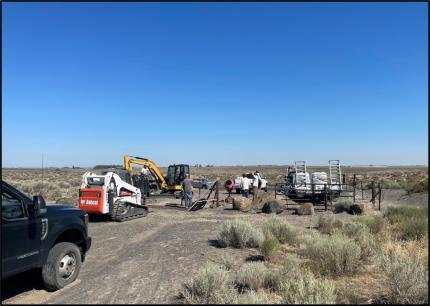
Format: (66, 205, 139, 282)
(251, 171, 259, 209)
(241, 174, 250, 198)
(182, 174, 194, 208)
(141, 164, 150, 197)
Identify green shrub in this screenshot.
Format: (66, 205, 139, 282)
(263, 254, 302, 292)
(218, 220, 264, 248)
(384, 207, 428, 240)
(181, 262, 236, 304)
(402, 177, 428, 194)
(361, 215, 385, 234)
(221, 254, 235, 271)
(337, 221, 380, 262)
(260, 233, 279, 261)
(385, 207, 428, 224)
(380, 252, 428, 304)
(398, 217, 428, 240)
(377, 178, 402, 189)
(263, 216, 299, 245)
(279, 268, 337, 304)
(236, 290, 281, 304)
(333, 198, 354, 213)
(235, 262, 268, 291)
(304, 231, 361, 275)
(317, 215, 343, 234)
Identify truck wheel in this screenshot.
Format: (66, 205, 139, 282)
(236, 188, 241, 194)
(42, 242, 82, 291)
(264, 187, 268, 192)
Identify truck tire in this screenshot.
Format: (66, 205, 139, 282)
(236, 188, 241, 194)
(42, 242, 82, 291)
(264, 187, 268, 192)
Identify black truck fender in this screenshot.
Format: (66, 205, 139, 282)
(38, 221, 90, 267)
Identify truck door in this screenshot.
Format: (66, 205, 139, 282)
(1, 187, 42, 278)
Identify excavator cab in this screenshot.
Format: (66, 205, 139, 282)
(166, 164, 190, 192)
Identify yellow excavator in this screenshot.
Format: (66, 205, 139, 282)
(123, 155, 190, 196)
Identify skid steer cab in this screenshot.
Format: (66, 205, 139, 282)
(78, 170, 148, 222)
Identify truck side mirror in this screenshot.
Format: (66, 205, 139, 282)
(32, 195, 47, 217)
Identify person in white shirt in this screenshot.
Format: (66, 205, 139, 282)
(141, 165, 150, 177)
(141, 165, 150, 197)
(241, 174, 250, 198)
(251, 171, 259, 209)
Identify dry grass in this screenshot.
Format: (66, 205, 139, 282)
(2, 169, 85, 204)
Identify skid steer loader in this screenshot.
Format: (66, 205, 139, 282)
(78, 169, 148, 222)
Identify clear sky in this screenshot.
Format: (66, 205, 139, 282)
(2, 2, 428, 167)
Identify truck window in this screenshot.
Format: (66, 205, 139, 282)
(2, 190, 26, 220)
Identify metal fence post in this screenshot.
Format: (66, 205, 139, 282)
(353, 174, 356, 202)
(378, 184, 382, 211)
(324, 184, 327, 211)
(275, 184, 277, 199)
(215, 180, 219, 207)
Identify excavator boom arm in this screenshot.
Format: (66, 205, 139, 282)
(124, 155, 167, 190)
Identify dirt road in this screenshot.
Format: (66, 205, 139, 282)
(2, 190, 426, 304)
(1, 196, 278, 304)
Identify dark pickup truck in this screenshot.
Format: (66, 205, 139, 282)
(1, 180, 92, 290)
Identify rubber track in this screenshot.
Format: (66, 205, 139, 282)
(110, 200, 148, 222)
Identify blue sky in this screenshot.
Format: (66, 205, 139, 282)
(2, 2, 428, 167)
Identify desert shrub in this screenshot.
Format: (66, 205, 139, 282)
(263, 254, 302, 292)
(385, 207, 428, 224)
(380, 252, 428, 304)
(57, 181, 71, 189)
(263, 215, 298, 245)
(333, 198, 354, 213)
(236, 290, 281, 304)
(181, 262, 236, 304)
(317, 214, 343, 234)
(398, 218, 428, 240)
(336, 221, 380, 261)
(33, 182, 45, 193)
(221, 254, 235, 271)
(235, 262, 268, 291)
(279, 268, 337, 304)
(377, 178, 401, 189)
(304, 231, 361, 275)
(385, 207, 428, 240)
(218, 220, 264, 248)
(361, 215, 385, 234)
(402, 177, 428, 194)
(260, 233, 279, 261)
